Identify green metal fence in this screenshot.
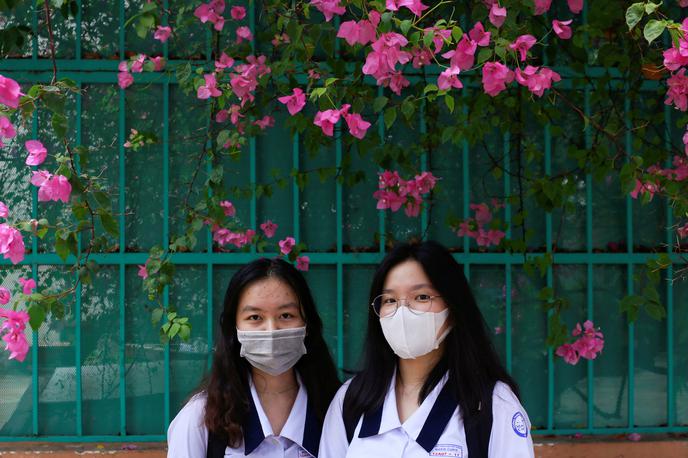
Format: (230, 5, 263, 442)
(0, 0, 687, 443)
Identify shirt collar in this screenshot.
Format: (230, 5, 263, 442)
(245, 373, 319, 456)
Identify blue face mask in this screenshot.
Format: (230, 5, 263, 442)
(236, 326, 307, 375)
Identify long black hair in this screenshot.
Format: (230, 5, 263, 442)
(200, 257, 341, 445)
(343, 240, 519, 430)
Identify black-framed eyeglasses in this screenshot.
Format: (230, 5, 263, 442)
(371, 293, 442, 318)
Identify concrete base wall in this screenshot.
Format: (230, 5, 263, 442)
(0, 440, 687, 457)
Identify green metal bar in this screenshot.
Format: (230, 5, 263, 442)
(664, 104, 675, 427)
(377, 87, 385, 252)
(584, 87, 595, 431)
(163, 79, 171, 429)
(462, 103, 470, 254)
(624, 96, 635, 430)
(293, 133, 300, 242)
(75, 81, 83, 437)
(336, 134, 344, 373)
(118, 0, 126, 437)
(420, 100, 428, 238)
(31, 0, 37, 59)
(503, 132, 512, 374)
(31, 102, 39, 437)
(75, 0, 82, 61)
(249, 0, 257, 251)
(545, 122, 554, 432)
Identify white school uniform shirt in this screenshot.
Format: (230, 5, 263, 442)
(167, 375, 320, 458)
(319, 373, 534, 458)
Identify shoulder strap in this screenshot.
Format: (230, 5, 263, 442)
(206, 430, 228, 458)
(464, 391, 494, 458)
(343, 406, 357, 444)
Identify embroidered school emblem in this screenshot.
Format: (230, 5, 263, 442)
(429, 444, 463, 457)
(511, 412, 528, 438)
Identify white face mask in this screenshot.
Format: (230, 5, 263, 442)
(379, 306, 451, 359)
(236, 326, 307, 376)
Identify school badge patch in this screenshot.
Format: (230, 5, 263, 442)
(511, 412, 528, 438)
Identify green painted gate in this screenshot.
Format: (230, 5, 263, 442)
(0, 0, 687, 443)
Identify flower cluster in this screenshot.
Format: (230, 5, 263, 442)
(0, 308, 30, 362)
(456, 200, 506, 247)
(0, 223, 25, 264)
(118, 54, 166, 89)
(555, 320, 605, 365)
(373, 170, 438, 217)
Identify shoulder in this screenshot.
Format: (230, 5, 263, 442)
(167, 394, 209, 457)
(492, 381, 521, 409)
(329, 377, 353, 411)
(491, 381, 531, 439)
(168, 393, 208, 434)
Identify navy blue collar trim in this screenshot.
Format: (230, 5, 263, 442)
(357, 383, 458, 453)
(302, 397, 321, 457)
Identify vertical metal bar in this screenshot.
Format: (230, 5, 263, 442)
(584, 89, 594, 432)
(32, 0, 38, 60)
(503, 133, 512, 374)
(118, 0, 127, 437)
(293, 134, 300, 242)
(336, 129, 344, 374)
(664, 105, 675, 428)
(420, 100, 428, 237)
(377, 87, 385, 252)
(30, 108, 38, 437)
(624, 95, 635, 430)
(462, 103, 470, 254)
(249, 0, 257, 250)
(545, 117, 554, 433)
(205, 20, 214, 372)
(75, 0, 82, 61)
(163, 79, 171, 429)
(74, 82, 83, 437)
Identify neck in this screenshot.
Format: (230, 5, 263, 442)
(397, 345, 443, 389)
(251, 367, 298, 394)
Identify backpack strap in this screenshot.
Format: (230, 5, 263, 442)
(206, 430, 228, 458)
(464, 389, 494, 458)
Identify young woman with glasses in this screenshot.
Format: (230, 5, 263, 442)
(319, 240, 534, 458)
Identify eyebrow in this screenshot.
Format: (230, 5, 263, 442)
(382, 283, 434, 293)
(240, 302, 299, 312)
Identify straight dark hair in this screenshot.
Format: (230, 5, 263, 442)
(199, 257, 341, 446)
(343, 240, 519, 431)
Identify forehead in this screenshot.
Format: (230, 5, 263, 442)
(383, 260, 433, 291)
(238, 277, 298, 308)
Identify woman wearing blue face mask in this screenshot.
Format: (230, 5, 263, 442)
(168, 258, 341, 457)
(319, 241, 534, 458)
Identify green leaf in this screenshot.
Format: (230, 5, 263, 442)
(98, 210, 119, 237)
(625, 2, 645, 30)
(169, 322, 181, 339)
(619, 294, 644, 322)
(383, 106, 397, 129)
(444, 94, 455, 113)
(644, 1, 662, 14)
(401, 98, 415, 120)
(178, 324, 191, 341)
(643, 19, 666, 44)
(373, 96, 389, 112)
(28, 303, 46, 331)
(400, 19, 412, 35)
(51, 113, 68, 139)
(451, 26, 463, 42)
(423, 30, 435, 48)
(55, 234, 70, 261)
(151, 307, 163, 325)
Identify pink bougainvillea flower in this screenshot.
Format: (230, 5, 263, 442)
(0, 74, 24, 109)
(442, 35, 477, 71)
(555, 343, 580, 365)
(533, 0, 552, 15)
(309, 0, 345, 22)
(150, 56, 166, 71)
(260, 220, 278, 238)
(0, 224, 25, 264)
(313, 109, 341, 136)
(468, 22, 491, 47)
(489, 3, 507, 28)
(278, 88, 307, 116)
(379, 170, 401, 188)
(18, 277, 36, 295)
(343, 112, 371, 139)
(137, 264, 148, 279)
(154, 25, 172, 42)
(220, 200, 236, 217)
(567, 0, 583, 14)
(678, 223, 688, 239)
(118, 72, 134, 89)
(509, 34, 537, 62)
(386, 0, 429, 16)
(25, 140, 47, 166)
(438, 66, 463, 91)
(236, 26, 253, 43)
(552, 19, 573, 39)
(629, 179, 658, 201)
(0, 308, 30, 362)
(296, 255, 310, 271)
(231, 5, 246, 20)
(0, 287, 10, 305)
(457, 220, 477, 238)
(194, 0, 225, 30)
(30, 170, 51, 187)
(666, 68, 688, 111)
(216, 109, 229, 123)
(215, 52, 234, 70)
(253, 115, 274, 130)
(130, 54, 146, 73)
(197, 73, 222, 99)
(482, 61, 514, 97)
(0, 116, 16, 141)
(0, 201, 7, 219)
(279, 236, 296, 255)
(515, 65, 561, 97)
(41, 175, 72, 203)
(415, 171, 437, 194)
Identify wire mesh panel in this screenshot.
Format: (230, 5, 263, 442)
(0, 0, 686, 443)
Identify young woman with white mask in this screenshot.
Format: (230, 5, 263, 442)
(319, 241, 534, 458)
(168, 258, 340, 457)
